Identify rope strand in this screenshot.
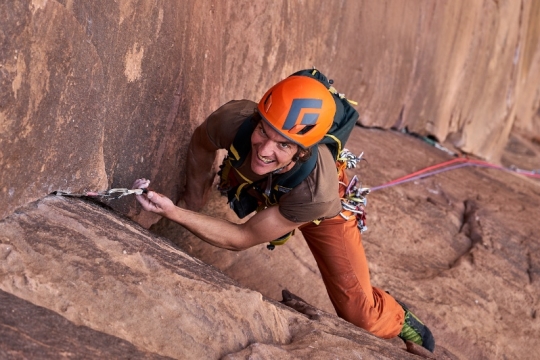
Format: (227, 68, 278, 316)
(370, 158, 540, 192)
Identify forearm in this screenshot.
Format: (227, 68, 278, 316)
(136, 186, 302, 251)
(135, 186, 246, 249)
(165, 206, 252, 251)
(162, 203, 302, 251)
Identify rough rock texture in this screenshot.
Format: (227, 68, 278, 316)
(1, 0, 224, 223)
(154, 125, 540, 360)
(152, 187, 337, 317)
(349, 127, 540, 360)
(0, 289, 172, 359)
(0, 195, 424, 359)
(2, 1, 540, 359)
(2, 0, 540, 221)
(2, 126, 538, 359)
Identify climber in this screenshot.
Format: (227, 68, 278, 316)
(132, 70, 435, 352)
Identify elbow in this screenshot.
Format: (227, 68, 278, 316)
(218, 225, 259, 251)
(227, 243, 250, 251)
(228, 246, 244, 252)
(223, 236, 254, 251)
(223, 227, 255, 251)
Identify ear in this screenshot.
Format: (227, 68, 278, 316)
(299, 149, 309, 159)
(295, 149, 309, 162)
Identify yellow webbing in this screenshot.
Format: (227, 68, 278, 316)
(233, 167, 253, 184)
(269, 230, 295, 246)
(230, 144, 241, 161)
(219, 158, 233, 187)
(329, 85, 358, 105)
(261, 193, 276, 207)
(235, 182, 250, 200)
(324, 133, 343, 160)
(220, 157, 253, 191)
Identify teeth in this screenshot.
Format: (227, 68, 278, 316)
(258, 154, 273, 164)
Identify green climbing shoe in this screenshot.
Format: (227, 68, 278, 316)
(398, 301, 435, 352)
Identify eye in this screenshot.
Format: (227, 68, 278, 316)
(258, 124, 267, 137)
(279, 142, 291, 149)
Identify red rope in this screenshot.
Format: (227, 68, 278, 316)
(370, 157, 540, 191)
(383, 158, 467, 186)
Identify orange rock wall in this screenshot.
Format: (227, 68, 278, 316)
(1, 0, 539, 220)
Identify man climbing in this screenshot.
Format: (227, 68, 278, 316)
(132, 69, 435, 352)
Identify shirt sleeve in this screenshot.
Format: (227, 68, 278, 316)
(203, 100, 258, 149)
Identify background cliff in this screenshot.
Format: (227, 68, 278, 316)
(2, 0, 539, 221)
(1, 1, 540, 359)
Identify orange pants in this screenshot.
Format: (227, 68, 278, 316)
(299, 171, 404, 338)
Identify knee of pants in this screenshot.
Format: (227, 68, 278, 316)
(337, 301, 380, 333)
(334, 289, 405, 339)
(342, 309, 403, 339)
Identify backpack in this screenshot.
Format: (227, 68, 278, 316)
(218, 68, 360, 249)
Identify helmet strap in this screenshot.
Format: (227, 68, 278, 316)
(264, 161, 294, 196)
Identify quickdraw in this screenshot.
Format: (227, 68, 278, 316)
(339, 149, 365, 169)
(338, 149, 370, 232)
(53, 188, 147, 199)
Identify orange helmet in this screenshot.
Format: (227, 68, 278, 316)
(257, 75, 336, 148)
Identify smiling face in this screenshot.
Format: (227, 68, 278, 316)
(250, 120, 300, 175)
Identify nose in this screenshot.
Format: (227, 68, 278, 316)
(258, 138, 277, 156)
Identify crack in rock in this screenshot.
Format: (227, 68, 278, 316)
(450, 199, 484, 269)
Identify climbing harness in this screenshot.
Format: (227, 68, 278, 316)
(53, 188, 148, 199)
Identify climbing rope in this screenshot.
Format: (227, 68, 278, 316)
(338, 146, 540, 233)
(370, 157, 540, 192)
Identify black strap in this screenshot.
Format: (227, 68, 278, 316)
(274, 146, 318, 191)
(229, 116, 256, 163)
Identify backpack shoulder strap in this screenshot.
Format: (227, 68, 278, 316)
(228, 116, 256, 165)
(273, 146, 318, 194)
(320, 94, 358, 159)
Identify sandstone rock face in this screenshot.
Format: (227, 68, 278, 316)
(0, 289, 172, 359)
(347, 128, 540, 360)
(0, 195, 421, 359)
(2, 1, 540, 359)
(155, 126, 540, 360)
(220, 0, 540, 161)
(1, 0, 225, 223)
(2, 0, 540, 220)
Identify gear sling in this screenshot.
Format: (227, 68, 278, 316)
(218, 69, 359, 249)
